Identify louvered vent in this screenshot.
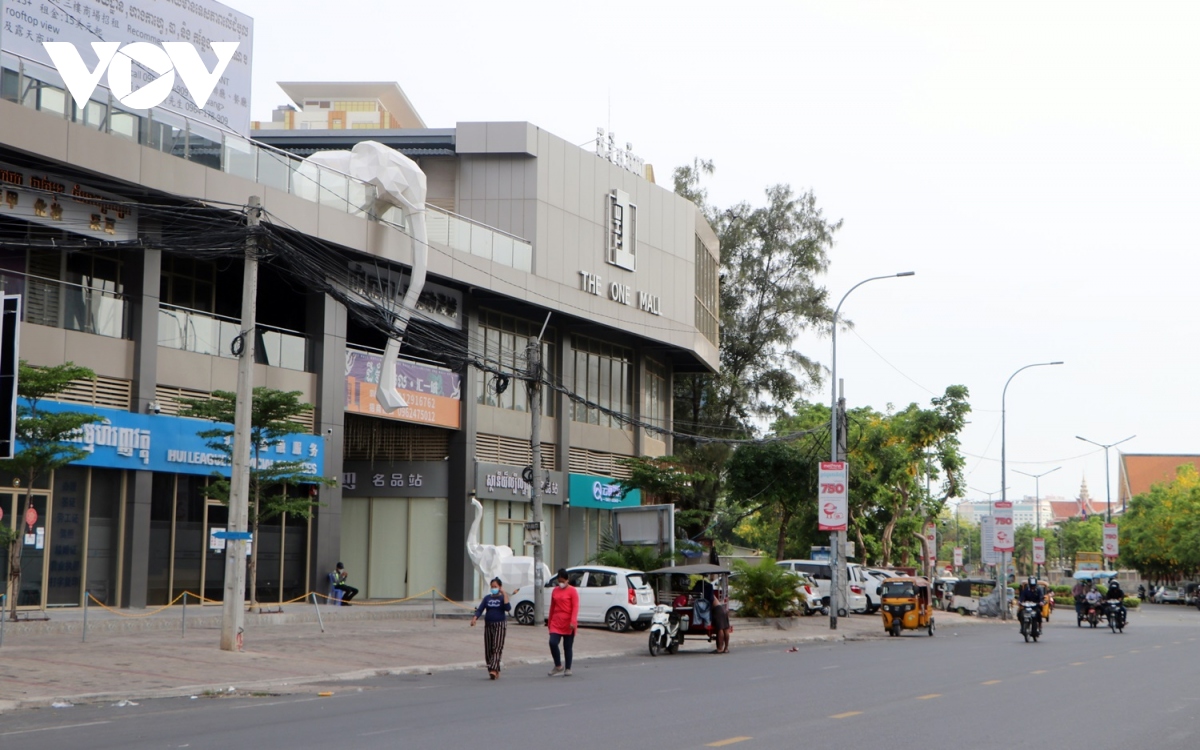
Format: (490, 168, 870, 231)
(51, 375, 132, 410)
(24, 254, 61, 328)
(156, 385, 315, 431)
(344, 414, 449, 461)
(475, 434, 555, 470)
(568, 448, 632, 479)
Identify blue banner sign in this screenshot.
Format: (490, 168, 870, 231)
(17, 399, 324, 478)
(568, 473, 641, 509)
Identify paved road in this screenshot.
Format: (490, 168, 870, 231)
(3, 604, 1197, 749)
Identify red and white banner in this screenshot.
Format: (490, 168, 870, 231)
(1103, 523, 1119, 558)
(1033, 537, 1045, 565)
(993, 501, 1014, 552)
(953, 546, 963, 568)
(924, 523, 938, 562)
(817, 461, 848, 531)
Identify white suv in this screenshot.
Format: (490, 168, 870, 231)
(853, 565, 892, 614)
(776, 559, 868, 614)
(510, 565, 656, 632)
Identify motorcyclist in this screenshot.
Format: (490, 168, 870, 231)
(1136, 584, 1146, 602)
(1106, 579, 1128, 625)
(1071, 579, 1088, 619)
(1018, 576, 1044, 629)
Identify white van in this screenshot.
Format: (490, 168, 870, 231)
(776, 559, 868, 614)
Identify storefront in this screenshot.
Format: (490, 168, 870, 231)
(1, 401, 323, 609)
(567, 473, 642, 566)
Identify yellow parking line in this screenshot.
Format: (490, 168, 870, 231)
(1031, 670, 1048, 674)
(982, 680, 1002, 685)
(1070, 662, 1085, 666)
(831, 711, 863, 719)
(1103, 655, 1114, 659)
(916, 694, 941, 700)
(707, 738, 752, 747)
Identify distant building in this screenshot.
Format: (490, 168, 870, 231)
(1118, 454, 1200, 508)
(955, 497, 1056, 528)
(1047, 477, 1106, 523)
(252, 82, 426, 131)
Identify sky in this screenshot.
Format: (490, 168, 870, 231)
(229, 0, 1200, 504)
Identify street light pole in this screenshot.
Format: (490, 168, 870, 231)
(828, 271, 914, 631)
(1000, 361, 1063, 620)
(1075, 435, 1136, 521)
(1013, 466, 1061, 578)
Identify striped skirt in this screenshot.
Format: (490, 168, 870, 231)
(484, 620, 507, 673)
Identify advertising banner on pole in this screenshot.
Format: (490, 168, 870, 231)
(924, 523, 937, 562)
(953, 547, 963, 568)
(1033, 538, 1045, 566)
(817, 461, 848, 531)
(993, 501, 1014, 552)
(1103, 523, 1119, 558)
(980, 516, 999, 565)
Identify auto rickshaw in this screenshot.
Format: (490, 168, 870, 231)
(879, 576, 935, 637)
(645, 563, 732, 641)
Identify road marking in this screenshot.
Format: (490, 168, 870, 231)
(0, 721, 112, 737)
(657, 687, 684, 693)
(531, 703, 571, 711)
(1031, 670, 1048, 674)
(1070, 662, 1086, 666)
(831, 711, 863, 719)
(1103, 655, 1114, 659)
(1154, 645, 1162, 649)
(916, 694, 941, 700)
(821, 665, 839, 670)
(1172, 641, 1181, 645)
(1130, 650, 1140, 653)
(359, 728, 406, 737)
(707, 738, 752, 747)
(982, 680, 1002, 685)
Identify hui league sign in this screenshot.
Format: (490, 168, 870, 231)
(17, 400, 323, 478)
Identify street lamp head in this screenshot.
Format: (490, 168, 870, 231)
(895, 271, 916, 277)
(1050, 361, 1064, 365)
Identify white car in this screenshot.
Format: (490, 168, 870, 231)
(776, 559, 869, 614)
(510, 565, 656, 632)
(854, 565, 893, 614)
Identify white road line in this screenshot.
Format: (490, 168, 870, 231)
(530, 703, 571, 711)
(1, 720, 112, 737)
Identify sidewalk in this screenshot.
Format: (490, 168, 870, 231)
(0, 601, 989, 713)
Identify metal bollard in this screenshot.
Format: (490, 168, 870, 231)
(0, 593, 6, 648)
(431, 588, 436, 624)
(312, 592, 325, 633)
(182, 592, 187, 638)
(82, 590, 89, 643)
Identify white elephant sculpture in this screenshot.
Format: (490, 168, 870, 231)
(467, 497, 551, 590)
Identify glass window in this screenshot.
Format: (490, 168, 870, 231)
(571, 337, 632, 430)
(475, 310, 556, 416)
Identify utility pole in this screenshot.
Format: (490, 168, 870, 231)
(220, 196, 260, 652)
(527, 315, 551, 625)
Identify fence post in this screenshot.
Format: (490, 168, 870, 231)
(182, 592, 187, 638)
(0, 594, 6, 647)
(312, 592, 325, 633)
(82, 590, 89, 643)
(431, 588, 436, 625)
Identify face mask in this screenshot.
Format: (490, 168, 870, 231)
(490, 588, 499, 596)
(558, 581, 568, 588)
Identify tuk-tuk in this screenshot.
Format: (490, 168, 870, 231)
(949, 578, 998, 616)
(645, 563, 731, 640)
(879, 576, 935, 637)
(933, 577, 959, 610)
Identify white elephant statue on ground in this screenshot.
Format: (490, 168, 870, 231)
(467, 497, 551, 591)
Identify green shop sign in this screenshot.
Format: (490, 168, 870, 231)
(569, 473, 641, 509)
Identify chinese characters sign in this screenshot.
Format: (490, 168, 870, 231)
(342, 461, 448, 498)
(345, 350, 461, 429)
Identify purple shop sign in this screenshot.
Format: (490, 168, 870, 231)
(345, 350, 461, 429)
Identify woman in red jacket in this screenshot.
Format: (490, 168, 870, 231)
(547, 568, 579, 677)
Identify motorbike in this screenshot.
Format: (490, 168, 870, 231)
(1018, 601, 1042, 642)
(1082, 600, 1102, 628)
(648, 604, 686, 656)
(1104, 599, 1126, 633)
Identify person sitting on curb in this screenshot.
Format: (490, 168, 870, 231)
(332, 562, 358, 605)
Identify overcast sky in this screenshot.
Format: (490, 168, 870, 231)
(234, 0, 1199, 504)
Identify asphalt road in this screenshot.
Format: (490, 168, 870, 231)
(3, 603, 1198, 750)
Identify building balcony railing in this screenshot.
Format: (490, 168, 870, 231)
(158, 304, 309, 372)
(0, 269, 131, 339)
(0, 56, 533, 273)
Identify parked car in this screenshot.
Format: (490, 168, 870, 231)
(510, 565, 656, 632)
(776, 559, 868, 614)
(1156, 585, 1184, 604)
(1181, 582, 1200, 606)
(854, 565, 894, 614)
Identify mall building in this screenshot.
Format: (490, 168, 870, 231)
(0, 64, 719, 610)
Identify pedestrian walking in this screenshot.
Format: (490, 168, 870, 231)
(471, 577, 511, 679)
(711, 587, 731, 654)
(547, 568, 579, 677)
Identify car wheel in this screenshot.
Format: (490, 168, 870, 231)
(838, 608, 848, 618)
(958, 607, 968, 616)
(605, 607, 631, 633)
(514, 601, 535, 626)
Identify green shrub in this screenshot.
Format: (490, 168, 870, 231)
(1123, 596, 1140, 609)
(1051, 585, 1073, 596)
(730, 557, 803, 618)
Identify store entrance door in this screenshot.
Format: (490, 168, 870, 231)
(0, 490, 53, 609)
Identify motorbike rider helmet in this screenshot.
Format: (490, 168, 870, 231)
(1028, 576, 1037, 587)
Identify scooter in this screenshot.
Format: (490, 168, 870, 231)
(1019, 601, 1042, 643)
(1105, 599, 1126, 633)
(648, 604, 686, 656)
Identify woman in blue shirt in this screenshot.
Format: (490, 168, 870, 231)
(471, 577, 511, 679)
